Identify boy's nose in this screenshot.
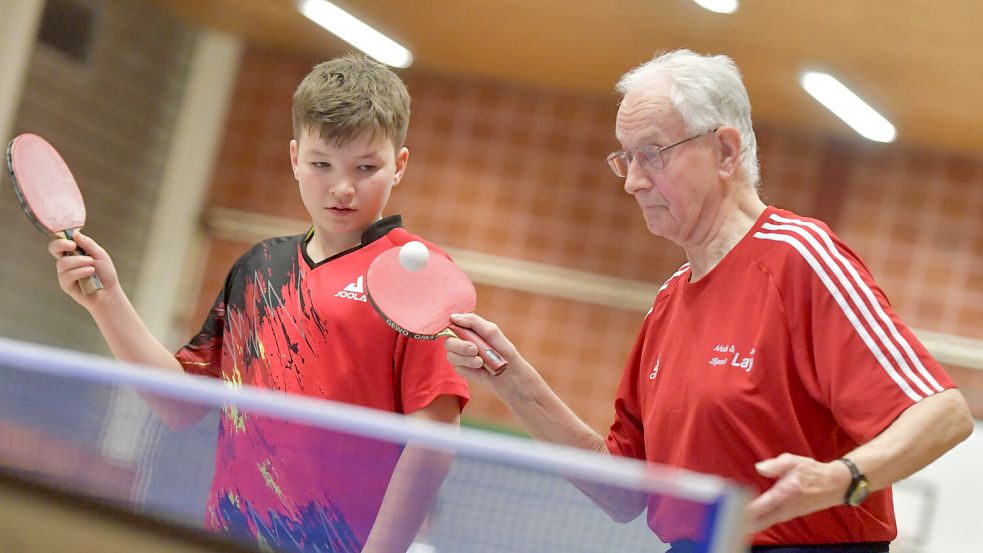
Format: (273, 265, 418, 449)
(330, 178, 356, 199)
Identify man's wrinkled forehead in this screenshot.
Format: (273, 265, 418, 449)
(615, 88, 678, 144)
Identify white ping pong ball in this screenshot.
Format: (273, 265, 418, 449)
(398, 241, 430, 272)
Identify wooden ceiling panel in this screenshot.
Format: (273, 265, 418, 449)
(155, 0, 983, 157)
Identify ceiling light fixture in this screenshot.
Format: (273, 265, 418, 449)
(297, 0, 413, 68)
(800, 71, 896, 143)
(692, 0, 738, 14)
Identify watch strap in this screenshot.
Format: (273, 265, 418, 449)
(837, 457, 869, 506)
(838, 457, 861, 479)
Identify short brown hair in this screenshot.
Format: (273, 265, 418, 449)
(292, 53, 411, 149)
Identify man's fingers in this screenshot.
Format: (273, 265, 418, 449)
(444, 336, 477, 357)
(453, 364, 490, 381)
(746, 455, 846, 534)
(449, 313, 516, 360)
(746, 486, 783, 522)
(446, 351, 484, 370)
(444, 335, 487, 372)
(755, 453, 802, 477)
(746, 509, 782, 534)
(746, 475, 802, 533)
(449, 313, 494, 335)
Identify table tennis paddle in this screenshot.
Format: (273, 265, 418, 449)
(6, 133, 103, 295)
(366, 246, 508, 375)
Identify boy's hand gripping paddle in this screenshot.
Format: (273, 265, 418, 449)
(366, 246, 508, 375)
(6, 133, 103, 294)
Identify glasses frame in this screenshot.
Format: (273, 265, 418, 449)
(606, 128, 719, 177)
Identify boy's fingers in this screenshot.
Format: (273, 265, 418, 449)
(60, 266, 97, 284)
(47, 238, 78, 258)
(56, 254, 95, 273)
(73, 231, 107, 259)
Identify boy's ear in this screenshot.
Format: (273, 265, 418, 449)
(289, 139, 300, 180)
(392, 147, 410, 187)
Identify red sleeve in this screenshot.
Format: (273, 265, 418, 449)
(782, 226, 955, 443)
(394, 334, 470, 415)
(174, 290, 225, 379)
(605, 316, 650, 461)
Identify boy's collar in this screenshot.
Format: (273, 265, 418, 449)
(360, 215, 403, 245)
(302, 215, 403, 251)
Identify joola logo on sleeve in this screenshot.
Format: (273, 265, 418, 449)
(334, 275, 367, 302)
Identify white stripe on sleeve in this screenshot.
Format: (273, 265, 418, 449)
(768, 214, 944, 392)
(754, 230, 924, 402)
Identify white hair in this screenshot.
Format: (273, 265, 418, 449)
(616, 49, 760, 186)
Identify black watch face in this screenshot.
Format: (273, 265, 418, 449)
(847, 479, 871, 506)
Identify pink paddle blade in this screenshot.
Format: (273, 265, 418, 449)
(366, 248, 475, 336)
(5, 133, 102, 295)
(7, 133, 86, 234)
(366, 247, 507, 374)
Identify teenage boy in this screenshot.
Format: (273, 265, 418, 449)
(49, 53, 469, 552)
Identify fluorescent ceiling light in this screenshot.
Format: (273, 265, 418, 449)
(800, 72, 896, 143)
(297, 0, 413, 68)
(692, 0, 738, 14)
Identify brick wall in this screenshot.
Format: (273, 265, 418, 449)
(189, 45, 983, 430)
(0, 0, 194, 353)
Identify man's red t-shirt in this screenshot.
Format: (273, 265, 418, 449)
(606, 207, 954, 546)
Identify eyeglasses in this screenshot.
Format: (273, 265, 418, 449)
(606, 128, 718, 177)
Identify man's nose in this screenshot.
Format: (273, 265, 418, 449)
(623, 160, 652, 195)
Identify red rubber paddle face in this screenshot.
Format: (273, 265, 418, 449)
(366, 246, 508, 374)
(6, 133, 86, 235)
(6, 133, 103, 295)
(366, 247, 476, 338)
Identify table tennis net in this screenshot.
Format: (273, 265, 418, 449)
(0, 338, 747, 553)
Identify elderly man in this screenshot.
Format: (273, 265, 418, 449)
(444, 50, 973, 553)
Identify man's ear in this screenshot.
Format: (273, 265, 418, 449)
(715, 126, 741, 180)
(393, 147, 410, 187)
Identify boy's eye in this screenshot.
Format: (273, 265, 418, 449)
(357, 165, 379, 173)
(311, 161, 330, 168)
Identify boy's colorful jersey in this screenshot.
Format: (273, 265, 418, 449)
(605, 207, 955, 546)
(176, 216, 469, 551)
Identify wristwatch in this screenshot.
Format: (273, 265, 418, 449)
(837, 457, 871, 506)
